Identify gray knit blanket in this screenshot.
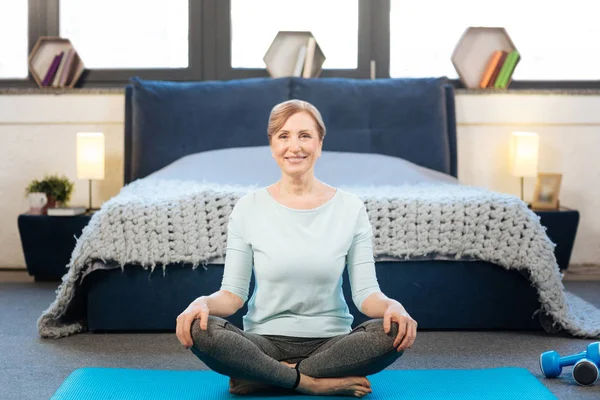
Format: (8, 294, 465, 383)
(38, 179, 600, 339)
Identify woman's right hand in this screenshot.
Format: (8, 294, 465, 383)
(176, 296, 210, 349)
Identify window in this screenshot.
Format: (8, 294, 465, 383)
(230, 0, 359, 69)
(0, 0, 28, 79)
(59, 0, 189, 69)
(4, 1, 597, 88)
(389, 0, 600, 81)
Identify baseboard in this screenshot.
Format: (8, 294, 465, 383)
(563, 264, 600, 281)
(0, 270, 34, 283)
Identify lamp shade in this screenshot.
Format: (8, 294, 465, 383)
(77, 132, 105, 180)
(509, 131, 539, 177)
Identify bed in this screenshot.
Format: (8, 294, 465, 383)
(39, 76, 596, 339)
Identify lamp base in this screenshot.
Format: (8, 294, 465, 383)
(86, 180, 103, 213)
(88, 179, 93, 211)
(520, 176, 524, 201)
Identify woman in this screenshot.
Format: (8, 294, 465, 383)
(176, 100, 417, 397)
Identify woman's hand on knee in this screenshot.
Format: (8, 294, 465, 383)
(176, 297, 210, 349)
(383, 303, 418, 352)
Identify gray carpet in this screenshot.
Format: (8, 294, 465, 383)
(1, 280, 599, 400)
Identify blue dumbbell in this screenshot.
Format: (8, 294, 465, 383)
(540, 342, 600, 386)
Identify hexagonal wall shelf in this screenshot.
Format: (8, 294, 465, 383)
(29, 36, 85, 88)
(263, 31, 326, 78)
(451, 27, 518, 89)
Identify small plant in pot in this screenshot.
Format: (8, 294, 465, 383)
(25, 174, 74, 213)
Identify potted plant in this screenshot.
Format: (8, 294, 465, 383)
(25, 174, 75, 210)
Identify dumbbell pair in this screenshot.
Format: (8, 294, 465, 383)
(540, 342, 600, 386)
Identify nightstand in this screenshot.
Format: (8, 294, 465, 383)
(17, 213, 92, 281)
(531, 207, 579, 271)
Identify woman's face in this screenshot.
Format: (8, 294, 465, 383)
(270, 111, 322, 178)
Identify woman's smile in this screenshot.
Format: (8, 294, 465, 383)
(285, 156, 307, 164)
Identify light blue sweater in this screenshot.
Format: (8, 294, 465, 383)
(220, 187, 381, 338)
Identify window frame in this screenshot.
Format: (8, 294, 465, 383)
(385, 0, 600, 90)
(211, 0, 381, 81)
(60, 0, 204, 83)
(3, 0, 204, 87)
(1, 0, 599, 89)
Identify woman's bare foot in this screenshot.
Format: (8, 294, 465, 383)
(229, 378, 270, 395)
(228, 361, 297, 395)
(297, 375, 372, 398)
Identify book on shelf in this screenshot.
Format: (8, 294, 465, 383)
(47, 206, 87, 216)
(292, 45, 307, 77)
(505, 55, 521, 87)
(487, 51, 508, 88)
(41, 51, 64, 87)
(64, 51, 82, 87)
(476, 49, 520, 89)
(479, 50, 503, 88)
(53, 48, 74, 87)
(495, 50, 520, 89)
(51, 55, 65, 87)
(302, 37, 316, 78)
(494, 50, 520, 89)
(39, 48, 81, 88)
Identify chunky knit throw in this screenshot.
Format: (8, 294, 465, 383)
(38, 179, 600, 339)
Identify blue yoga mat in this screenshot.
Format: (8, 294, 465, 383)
(50, 367, 557, 399)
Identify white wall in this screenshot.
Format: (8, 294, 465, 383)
(0, 93, 125, 268)
(456, 94, 600, 266)
(0, 92, 598, 268)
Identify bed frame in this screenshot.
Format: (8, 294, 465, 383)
(84, 76, 546, 333)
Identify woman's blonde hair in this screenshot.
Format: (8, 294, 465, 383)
(267, 100, 326, 143)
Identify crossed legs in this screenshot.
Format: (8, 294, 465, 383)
(294, 318, 403, 378)
(190, 316, 402, 396)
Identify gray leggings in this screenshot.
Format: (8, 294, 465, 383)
(190, 316, 402, 390)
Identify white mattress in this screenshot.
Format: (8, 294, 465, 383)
(146, 146, 458, 187)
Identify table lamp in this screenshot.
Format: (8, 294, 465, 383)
(509, 131, 539, 201)
(76, 132, 105, 211)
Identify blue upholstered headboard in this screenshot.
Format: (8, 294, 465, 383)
(124, 77, 457, 184)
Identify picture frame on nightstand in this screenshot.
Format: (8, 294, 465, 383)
(532, 173, 562, 210)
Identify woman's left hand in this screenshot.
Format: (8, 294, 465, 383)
(383, 303, 418, 352)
